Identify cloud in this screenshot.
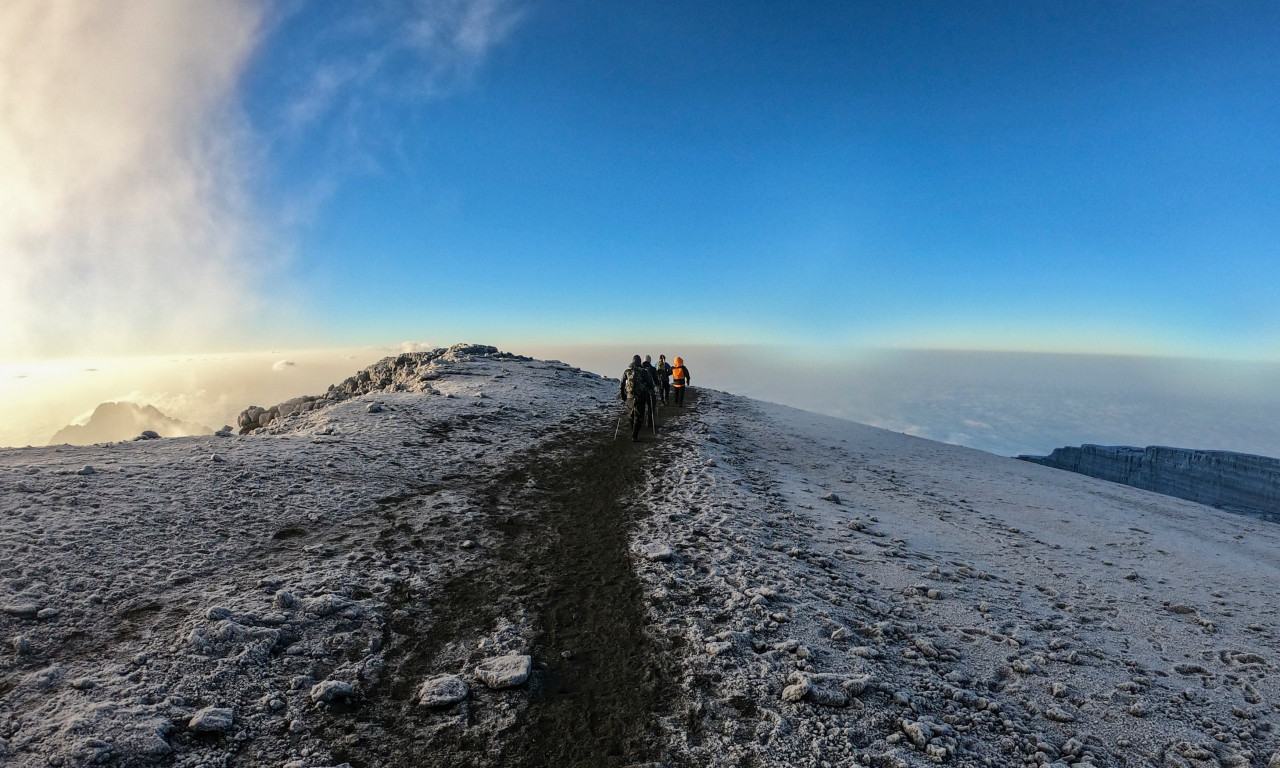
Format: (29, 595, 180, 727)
(281, 0, 525, 132)
(398, 341, 436, 353)
(0, 1, 273, 357)
(0, 1, 524, 359)
(272, 359, 295, 371)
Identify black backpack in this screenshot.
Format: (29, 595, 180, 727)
(624, 367, 652, 399)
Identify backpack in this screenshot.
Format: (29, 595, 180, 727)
(672, 365, 687, 383)
(657, 361, 672, 377)
(624, 366, 652, 399)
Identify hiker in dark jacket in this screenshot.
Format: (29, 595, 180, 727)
(619, 355, 656, 441)
(641, 356, 661, 417)
(654, 355, 673, 405)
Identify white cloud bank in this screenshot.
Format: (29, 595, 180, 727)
(0, 1, 524, 360)
(0, 1, 268, 357)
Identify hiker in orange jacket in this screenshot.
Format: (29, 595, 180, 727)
(671, 356, 691, 406)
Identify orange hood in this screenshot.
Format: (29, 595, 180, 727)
(673, 357, 683, 366)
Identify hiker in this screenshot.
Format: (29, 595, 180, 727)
(641, 355, 661, 419)
(655, 355, 673, 405)
(619, 354, 656, 441)
(672, 356, 691, 406)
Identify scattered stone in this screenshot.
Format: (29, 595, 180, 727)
(188, 707, 234, 733)
(820, 492, 841, 504)
(475, 654, 532, 689)
(635, 543, 674, 562)
(367, 403, 383, 413)
(1044, 706, 1076, 722)
(1, 603, 41, 618)
(704, 459, 717, 468)
(12, 635, 31, 654)
(211, 453, 225, 463)
(417, 675, 470, 707)
(206, 606, 232, 620)
(76, 465, 96, 475)
(301, 594, 353, 617)
(1124, 571, 1139, 580)
(273, 590, 297, 609)
(781, 678, 810, 703)
(24, 666, 63, 690)
(310, 680, 356, 703)
(139, 430, 161, 439)
(37, 608, 60, 620)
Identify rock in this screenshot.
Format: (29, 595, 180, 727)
(1044, 706, 1076, 722)
(24, 665, 62, 690)
(635, 543, 674, 561)
(460, 540, 476, 549)
(211, 453, 225, 463)
(36, 607, 59, 620)
(76, 465, 96, 475)
(206, 606, 232, 620)
(188, 706, 234, 732)
(1268, 752, 1280, 768)
(900, 719, 934, 747)
(273, 590, 297, 609)
(704, 459, 717, 467)
(781, 676, 811, 702)
(1, 603, 41, 618)
(367, 403, 383, 413)
(417, 675, 470, 707)
(139, 430, 161, 439)
(310, 680, 356, 703)
(820, 492, 841, 504)
(12, 635, 31, 654)
(301, 594, 352, 616)
(806, 685, 850, 707)
(475, 654, 532, 689)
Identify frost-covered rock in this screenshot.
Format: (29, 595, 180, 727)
(475, 655, 531, 689)
(188, 706, 234, 732)
(310, 680, 356, 703)
(417, 675, 469, 707)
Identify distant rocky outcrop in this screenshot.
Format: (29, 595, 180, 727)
(49, 402, 213, 446)
(1019, 444, 1280, 522)
(236, 343, 512, 434)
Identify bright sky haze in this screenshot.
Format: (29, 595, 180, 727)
(3, 0, 1278, 360)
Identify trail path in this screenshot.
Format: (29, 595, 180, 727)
(2, 347, 1277, 768)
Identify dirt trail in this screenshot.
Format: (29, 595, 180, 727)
(328, 393, 695, 767)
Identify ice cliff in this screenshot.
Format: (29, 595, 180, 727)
(1020, 444, 1280, 521)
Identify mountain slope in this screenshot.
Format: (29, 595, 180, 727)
(48, 402, 212, 446)
(1, 345, 1277, 767)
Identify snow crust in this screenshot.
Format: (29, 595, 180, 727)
(1, 346, 1277, 767)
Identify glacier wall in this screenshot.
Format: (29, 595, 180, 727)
(1019, 445, 1280, 522)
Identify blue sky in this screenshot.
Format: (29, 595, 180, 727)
(3, 1, 1279, 359)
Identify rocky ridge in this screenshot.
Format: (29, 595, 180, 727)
(236, 343, 504, 434)
(1019, 445, 1280, 522)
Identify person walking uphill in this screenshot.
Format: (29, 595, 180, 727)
(655, 355, 673, 405)
(671, 356, 691, 406)
(619, 355, 656, 441)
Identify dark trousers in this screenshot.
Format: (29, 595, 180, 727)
(674, 385, 685, 405)
(659, 380, 670, 403)
(629, 397, 649, 439)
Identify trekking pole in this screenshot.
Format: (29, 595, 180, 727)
(650, 393, 658, 436)
(614, 413, 622, 441)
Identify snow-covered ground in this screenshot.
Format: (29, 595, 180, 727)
(1, 346, 1277, 767)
